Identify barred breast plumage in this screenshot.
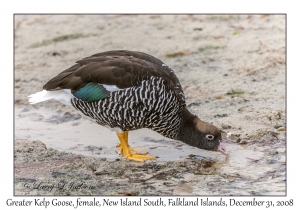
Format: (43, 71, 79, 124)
(29, 50, 228, 161)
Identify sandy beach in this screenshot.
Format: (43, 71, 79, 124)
(14, 14, 286, 195)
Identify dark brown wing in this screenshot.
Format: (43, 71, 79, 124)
(43, 50, 185, 104)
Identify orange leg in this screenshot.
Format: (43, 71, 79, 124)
(117, 131, 147, 155)
(116, 131, 156, 162)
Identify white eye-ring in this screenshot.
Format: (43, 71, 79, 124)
(206, 134, 214, 140)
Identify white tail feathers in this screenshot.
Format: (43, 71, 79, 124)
(28, 89, 73, 106)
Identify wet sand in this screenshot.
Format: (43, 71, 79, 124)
(14, 15, 286, 195)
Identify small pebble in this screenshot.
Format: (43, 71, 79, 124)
(239, 140, 247, 144)
(277, 127, 286, 131)
(222, 124, 232, 129)
(268, 159, 277, 164)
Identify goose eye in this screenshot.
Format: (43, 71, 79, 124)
(206, 134, 214, 140)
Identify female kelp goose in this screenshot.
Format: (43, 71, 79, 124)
(29, 50, 228, 161)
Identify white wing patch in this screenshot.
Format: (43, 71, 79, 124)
(28, 89, 73, 106)
(102, 84, 121, 92)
